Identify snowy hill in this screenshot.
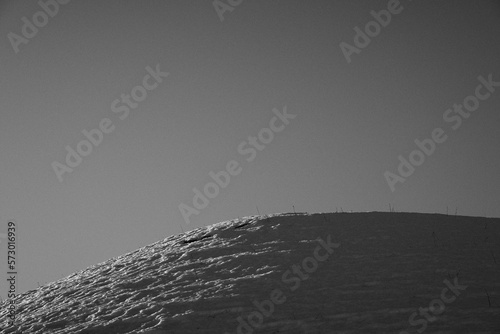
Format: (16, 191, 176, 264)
(1, 212, 500, 334)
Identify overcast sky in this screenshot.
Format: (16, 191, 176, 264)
(1, 0, 499, 297)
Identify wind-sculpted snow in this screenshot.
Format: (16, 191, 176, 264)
(1, 212, 500, 333)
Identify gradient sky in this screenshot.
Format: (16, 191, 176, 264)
(1, 0, 499, 297)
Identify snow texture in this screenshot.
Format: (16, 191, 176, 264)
(1, 212, 500, 333)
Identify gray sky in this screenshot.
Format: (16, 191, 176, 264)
(1, 0, 499, 297)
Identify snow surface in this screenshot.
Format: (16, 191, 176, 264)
(1, 212, 500, 333)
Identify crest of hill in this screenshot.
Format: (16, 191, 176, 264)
(1, 212, 499, 333)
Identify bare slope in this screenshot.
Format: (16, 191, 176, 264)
(1, 212, 500, 333)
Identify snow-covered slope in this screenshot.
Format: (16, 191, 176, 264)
(1, 212, 500, 334)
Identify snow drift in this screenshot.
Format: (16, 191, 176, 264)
(1, 212, 499, 333)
